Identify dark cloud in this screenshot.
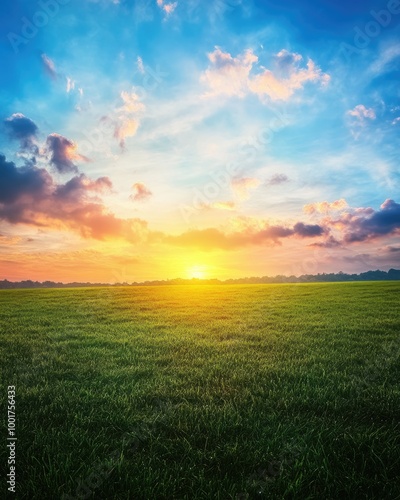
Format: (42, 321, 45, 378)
(342, 199, 400, 243)
(0, 155, 51, 206)
(55, 175, 112, 201)
(0, 154, 146, 242)
(266, 173, 289, 186)
(308, 236, 342, 248)
(4, 113, 38, 151)
(46, 133, 89, 174)
(293, 222, 325, 237)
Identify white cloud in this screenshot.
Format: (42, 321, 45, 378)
(201, 47, 258, 98)
(66, 77, 75, 93)
(347, 104, 376, 122)
(201, 47, 330, 102)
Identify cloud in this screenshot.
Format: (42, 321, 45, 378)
(340, 199, 400, 243)
(347, 105, 376, 123)
(266, 173, 289, 186)
(165, 221, 325, 250)
(211, 201, 236, 211)
(41, 54, 81, 97)
(231, 177, 260, 200)
(113, 119, 140, 149)
(41, 54, 57, 79)
(55, 174, 112, 200)
(302, 199, 400, 244)
(308, 236, 342, 248)
(0, 155, 51, 206)
(137, 56, 145, 74)
(0, 155, 148, 242)
(303, 199, 348, 215)
(130, 182, 152, 202)
(201, 47, 258, 98)
(4, 113, 38, 151)
(249, 50, 330, 101)
(156, 0, 177, 16)
(293, 222, 325, 237)
(102, 91, 145, 149)
(120, 91, 145, 113)
(66, 77, 75, 93)
(201, 48, 329, 102)
(46, 133, 90, 174)
(382, 246, 400, 253)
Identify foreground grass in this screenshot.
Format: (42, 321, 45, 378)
(0, 282, 399, 499)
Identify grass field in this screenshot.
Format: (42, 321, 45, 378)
(1, 282, 400, 499)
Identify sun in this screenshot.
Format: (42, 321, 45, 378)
(187, 265, 207, 280)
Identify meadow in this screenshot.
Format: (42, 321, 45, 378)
(1, 282, 399, 499)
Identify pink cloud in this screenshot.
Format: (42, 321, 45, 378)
(130, 183, 152, 202)
(156, 0, 177, 16)
(303, 199, 348, 215)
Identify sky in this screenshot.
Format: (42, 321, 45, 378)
(0, 0, 399, 282)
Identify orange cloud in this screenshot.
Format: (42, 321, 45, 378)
(303, 199, 348, 215)
(0, 155, 148, 243)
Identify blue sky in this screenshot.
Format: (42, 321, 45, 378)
(0, 0, 399, 281)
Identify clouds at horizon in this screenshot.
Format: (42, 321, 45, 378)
(1, 152, 399, 253)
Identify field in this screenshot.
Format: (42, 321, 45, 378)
(1, 282, 400, 499)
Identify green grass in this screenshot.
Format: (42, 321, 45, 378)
(1, 282, 400, 499)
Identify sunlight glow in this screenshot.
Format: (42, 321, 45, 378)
(187, 265, 208, 280)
